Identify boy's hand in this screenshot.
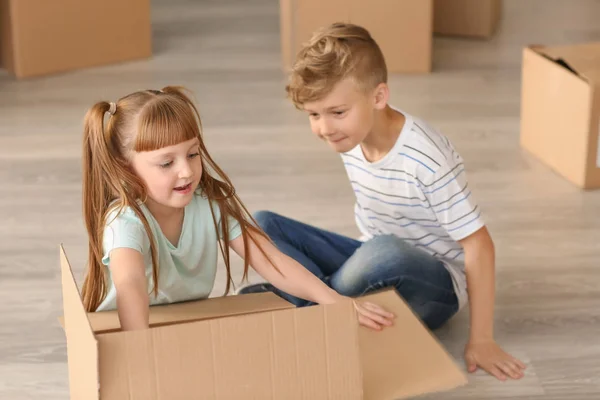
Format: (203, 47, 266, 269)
(465, 340, 526, 380)
(351, 300, 395, 331)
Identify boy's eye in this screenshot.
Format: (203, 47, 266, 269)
(333, 110, 346, 116)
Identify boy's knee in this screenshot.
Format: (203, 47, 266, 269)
(362, 234, 411, 252)
(330, 275, 364, 297)
(330, 259, 375, 297)
(353, 234, 413, 267)
(330, 235, 415, 295)
(252, 210, 281, 236)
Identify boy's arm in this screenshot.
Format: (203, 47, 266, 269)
(416, 154, 526, 381)
(459, 226, 526, 380)
(460, 226, 495, 342)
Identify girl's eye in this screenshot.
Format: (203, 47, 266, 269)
(159, 161, 172, 169)
(188, 152, 200, 159)
(334, 110, 346, 116)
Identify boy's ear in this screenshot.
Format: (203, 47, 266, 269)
(373, 83, 389, 110)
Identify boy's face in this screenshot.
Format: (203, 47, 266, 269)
(303, 78, 384, 153)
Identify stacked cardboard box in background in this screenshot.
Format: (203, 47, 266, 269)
(279, 0, 502, 74)
(0, 0, 503, 79)
(280, 0, 434, 73)
(0, 0, 152, 79)
(434, 0, 502, 38)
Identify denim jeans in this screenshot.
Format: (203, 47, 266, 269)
(252, 210, 459, 330)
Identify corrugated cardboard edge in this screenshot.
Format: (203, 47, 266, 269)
(60, 244, 99, 400)
(76, 292, 297, 334)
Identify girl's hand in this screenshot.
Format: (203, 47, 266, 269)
(465, 340, 527, 380)
(351, 299, 395, 331)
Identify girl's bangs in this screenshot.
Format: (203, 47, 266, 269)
(134, 98, 200, 152)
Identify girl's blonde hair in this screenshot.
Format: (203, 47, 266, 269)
(81, 86, 274, 312)
(286, 22, 388, 108)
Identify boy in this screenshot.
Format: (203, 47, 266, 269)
(239, 22, 525, 381)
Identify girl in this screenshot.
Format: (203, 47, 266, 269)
(80, 86, 394, 331)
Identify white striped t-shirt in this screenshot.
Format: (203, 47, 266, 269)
(341, 109, 485, 310)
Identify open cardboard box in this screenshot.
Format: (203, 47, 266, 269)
(59, 245, 467, 399)
(520, 42, 600, 190)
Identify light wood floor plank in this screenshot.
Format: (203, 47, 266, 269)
(1, 0, 599, 398)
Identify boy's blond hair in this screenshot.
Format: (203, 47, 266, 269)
(286, 22, 387, 109)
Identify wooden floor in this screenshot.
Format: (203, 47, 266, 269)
(1, 0, 600, 398)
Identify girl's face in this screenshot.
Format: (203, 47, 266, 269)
(130, 137, 203, 214)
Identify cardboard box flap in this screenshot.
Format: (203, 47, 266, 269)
(358, 289, 467, 399)
(534, 42, 600, 84)
(97, 300, 363, 399)
(60, 245, 99, 400)
(87, 291, 295, 334)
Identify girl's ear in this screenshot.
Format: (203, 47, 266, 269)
(373, 83, 389, 110)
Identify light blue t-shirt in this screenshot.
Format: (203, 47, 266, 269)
(95, 192, 242, 312)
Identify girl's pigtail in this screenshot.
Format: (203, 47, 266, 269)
(81, 101, 115, 312)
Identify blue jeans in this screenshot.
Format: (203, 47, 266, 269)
(252, 211, 459, 330)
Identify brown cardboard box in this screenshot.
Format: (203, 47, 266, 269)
(433, 0, 502, 38)
(59, 245, 468, 399)
(520, 43, 600, 190)
(280, 0, 433, 73)
(0, 0, 152, 79)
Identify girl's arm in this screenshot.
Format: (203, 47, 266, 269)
(229, 231, 395, 330)
(108, 248, 150, 330)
